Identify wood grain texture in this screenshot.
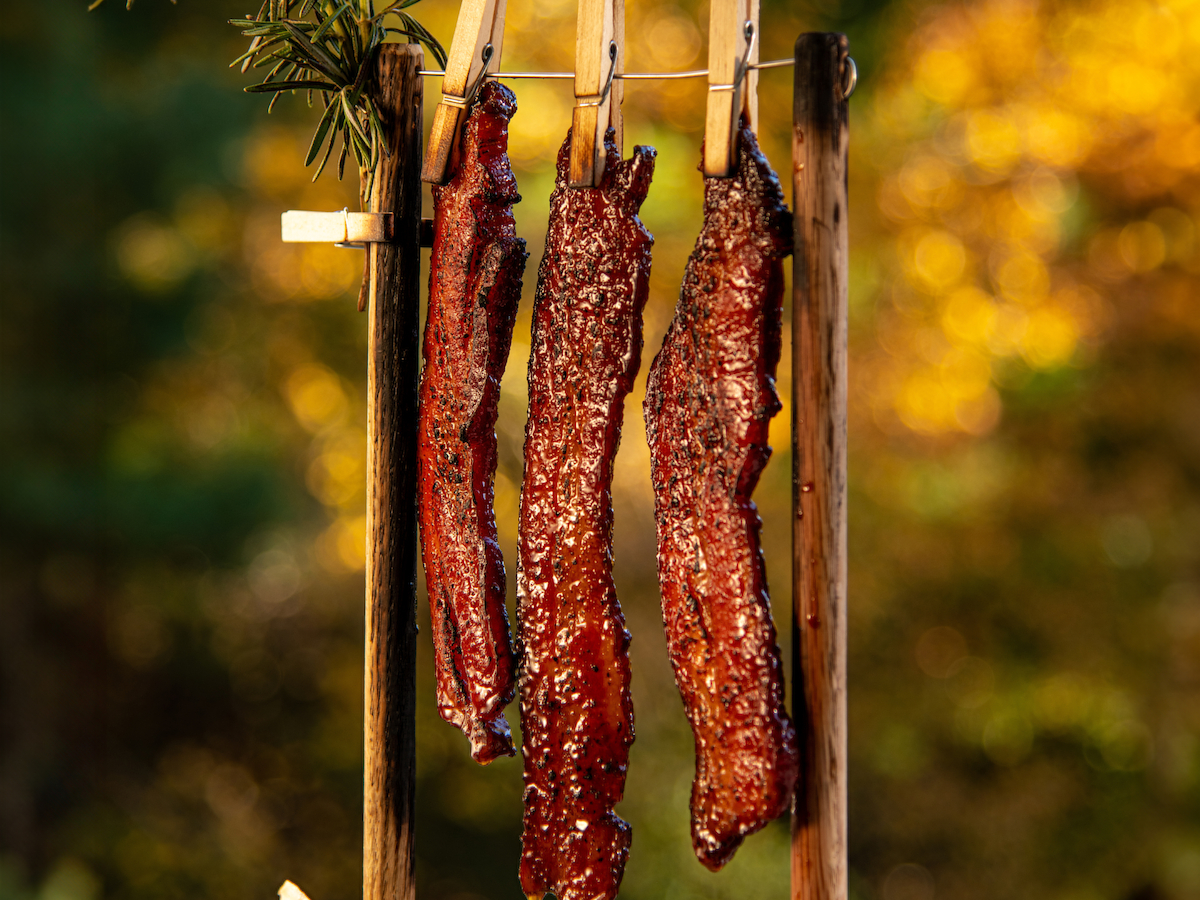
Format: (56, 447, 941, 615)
(364, 43, 423, 900)
(422, 102, 461, 186)
(790, 32, 850, 900)
(568, 0, 620, 187)
(421, 0, 508, 184)
(702, 0, 758, 177)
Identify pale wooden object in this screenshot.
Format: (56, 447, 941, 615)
(421, 0, 507, 184)
(278, 882, 312, 900)
(280, 210, 392, 244)
(791, 32, 850, 900)
(568, 0, 623, 187)
(703, 0, 759, 177)
(364, 43, 423, 900)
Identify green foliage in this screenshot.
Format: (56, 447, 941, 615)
(88, 0, 446, 202)
(231, 1, 445, 201)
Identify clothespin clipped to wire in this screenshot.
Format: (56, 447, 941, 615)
(703, 0, 759, 177)
(568, 0, 625, 188)
(421, 0, 509, 184)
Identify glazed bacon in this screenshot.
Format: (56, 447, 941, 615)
(642, 120, 797, 870)
(417, 81, 528, 764)
(517, 130, 655, 900)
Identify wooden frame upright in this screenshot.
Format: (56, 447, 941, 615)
(362, 43, 423, 900)
(791, 31, 851, 900)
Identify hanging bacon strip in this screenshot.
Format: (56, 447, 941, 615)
(643, 119, 797, 870)
(418, 80, 528, 764)
(517, 129, 656, 900)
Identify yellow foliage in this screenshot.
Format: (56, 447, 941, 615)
(284, 364, 349, 433)
(307, 428, 367, 509)
(942, 287, 997, 346)
(115, 213, 194, 293)
(1022, 306, 1079, 368)
(860, 0, 1200, 435)
(915, 50, 976, 106)
(1118, 221, 1168, 272)
(909, 229, 968, 292)
(965, 110, 1022, 173)
(315, 514, 367, 573)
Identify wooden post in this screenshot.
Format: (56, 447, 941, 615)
(791, 32, 850, 900)
(364, 43, 423, 900)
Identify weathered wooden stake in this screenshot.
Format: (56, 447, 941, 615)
(791, 32, 850, 900)
(364, 43, 423, 900)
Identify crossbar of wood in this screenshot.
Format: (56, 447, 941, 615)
(703, 0, 759, 176)
(281, 210, 393, 244)
(791, 31, 850, 900)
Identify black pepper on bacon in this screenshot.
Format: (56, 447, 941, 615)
(517, 128, 656, 900)
(417, 80, 528, 764)
(643, 117, 798, 870)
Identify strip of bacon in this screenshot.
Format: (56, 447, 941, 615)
(517, 129, 655, 900)
(418, 81, 527, 764)
(642, 119, 797, 870)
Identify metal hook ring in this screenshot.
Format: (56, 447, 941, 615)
(842, 56, 857, 100)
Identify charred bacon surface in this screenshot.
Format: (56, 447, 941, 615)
(418, 81, 527, 764)
(643, 120, 797, 870)
(517, 130, 656, 900)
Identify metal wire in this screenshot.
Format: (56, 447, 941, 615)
(709, 21, 758, 92)
(417, 57, 798, 81)
(577, 40, 619, 107)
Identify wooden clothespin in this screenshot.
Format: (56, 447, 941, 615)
(703, 0, 759, 177)
(421, 0, 508, 184)
(568, 0, 625, 188)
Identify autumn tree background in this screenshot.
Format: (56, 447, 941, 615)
(1, 0, 1198, 899)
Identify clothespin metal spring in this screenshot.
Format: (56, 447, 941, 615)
(442, 43, 495, 113)
(707, 21, 756, 94)
(576, 41, 618, 109)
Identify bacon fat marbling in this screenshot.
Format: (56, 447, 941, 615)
(643, 120, 797, 870)
(517, 129, 655, 900)
(418, 81, 527, 764)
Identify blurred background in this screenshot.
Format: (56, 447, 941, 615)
(2, 0, 1198, 898)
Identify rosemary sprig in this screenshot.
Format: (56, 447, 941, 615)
(231, 0, 446, 202)
(90, 0, 445, 201)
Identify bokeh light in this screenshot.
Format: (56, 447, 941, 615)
(4, 0, 1200, 899)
